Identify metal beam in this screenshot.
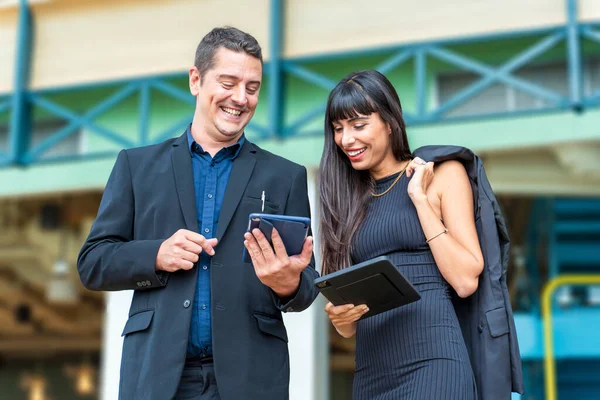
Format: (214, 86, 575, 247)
(138, 81, 150, 145)
(429, 33, 566, 117)
(566, 0, 583, 110)
(9, 0, 32, 165)
(269, 0, 284, 137)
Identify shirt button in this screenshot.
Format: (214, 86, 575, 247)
(201, 305, 207, 310)
(204, 228, 210, 234)
(207, 193, 213, 199)
(183, 300, 191, 308)
(202, 265, 208, 270)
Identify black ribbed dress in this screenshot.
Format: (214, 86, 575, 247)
(351, 171, 477, 400)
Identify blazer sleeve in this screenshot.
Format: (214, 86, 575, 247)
(77, 150, 168, 291)
(270, 166, 320, 313)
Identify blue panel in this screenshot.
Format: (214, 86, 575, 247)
(515, 309, 600, 360)
(554, 244, 600, 265)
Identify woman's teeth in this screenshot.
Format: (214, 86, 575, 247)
(348, 148, 366, 156)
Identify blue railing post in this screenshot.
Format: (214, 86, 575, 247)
(269, 0, 284, 138)
(566, 0, 583, 111)
(10, 0, 33, 165)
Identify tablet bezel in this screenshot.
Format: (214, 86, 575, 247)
(314, 255, 421, 319)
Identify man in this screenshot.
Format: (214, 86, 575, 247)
(77, 27, 319, 400)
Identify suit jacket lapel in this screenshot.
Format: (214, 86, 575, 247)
(171, 133, 198, 232)
(216, 140, 256, 241)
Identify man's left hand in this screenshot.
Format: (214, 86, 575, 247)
(244, 227, 313, 298)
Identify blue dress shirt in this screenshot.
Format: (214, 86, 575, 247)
(186, 127, 244, 358)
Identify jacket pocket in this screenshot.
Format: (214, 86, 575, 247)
(121, 309, 154, 336)
(485, 307, 509, 338)
(253, 313, 288, 342)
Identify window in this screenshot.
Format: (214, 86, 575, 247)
(436, 60, 598, 117)
(0, 119, 85, 159)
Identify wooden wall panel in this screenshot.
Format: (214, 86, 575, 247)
(285, 0, 569, 57)
(28, 0, 269, 89)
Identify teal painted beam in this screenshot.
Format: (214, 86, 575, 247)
(269, 0, 285, 137)
(139, 82, 150, 145)
(9, 0, 32, 165)
(567, 0, 583, 110)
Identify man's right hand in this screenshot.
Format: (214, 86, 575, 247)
(155, 229, 218, 272)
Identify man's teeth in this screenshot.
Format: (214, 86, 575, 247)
(348, 148, 366, 157)
(222, 107, 241, 116)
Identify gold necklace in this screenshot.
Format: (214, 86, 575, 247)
(372, 163, 409, 197)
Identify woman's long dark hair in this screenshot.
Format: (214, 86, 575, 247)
(319, 70, 412, 275)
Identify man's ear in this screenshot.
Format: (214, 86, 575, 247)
(189, 67, 201, 96)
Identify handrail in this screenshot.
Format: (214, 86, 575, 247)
(542, 274, 600, 400)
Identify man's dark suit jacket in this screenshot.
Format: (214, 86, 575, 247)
(77, 132, 320, 400)
(414, 146, 525, 399)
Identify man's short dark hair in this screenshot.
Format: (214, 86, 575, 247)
(194, 26, 263, 83)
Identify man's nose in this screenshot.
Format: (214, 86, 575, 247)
(231, 87, 248, 106)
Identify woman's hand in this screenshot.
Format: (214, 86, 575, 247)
(406, 156, 435, 202)
(324, 302, 369, 338)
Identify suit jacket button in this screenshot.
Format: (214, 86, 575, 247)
(137, 282, 142, 287)
(183, 300, 191, 308)
(145, 280, 151, 286)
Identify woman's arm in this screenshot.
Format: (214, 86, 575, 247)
(407, 159, 484, 298)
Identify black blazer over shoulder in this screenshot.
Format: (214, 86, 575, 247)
(78, 132, 319, 400)
(414, 145, 525, 400)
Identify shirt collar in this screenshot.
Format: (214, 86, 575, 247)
(186, 125, 245, 160)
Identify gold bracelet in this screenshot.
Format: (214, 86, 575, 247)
(426, 228, 448, 243)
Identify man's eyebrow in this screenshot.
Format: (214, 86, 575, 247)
(217, 74, 261, 86)
(217, 74, 240, 81)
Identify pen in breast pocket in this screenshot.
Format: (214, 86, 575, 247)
(261, 191, 265, 212)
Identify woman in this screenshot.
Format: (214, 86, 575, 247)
(319, 70, 483, 399)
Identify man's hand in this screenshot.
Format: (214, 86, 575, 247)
(244, 227, 313, 298)
(156, 229, 218, 272)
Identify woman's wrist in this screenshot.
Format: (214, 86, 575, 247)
(409, 192, 428, 205)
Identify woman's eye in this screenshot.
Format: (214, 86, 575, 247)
(354, 124, 366, 130)
(333, 127, 343, 133)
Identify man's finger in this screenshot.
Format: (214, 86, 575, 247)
(180, 240, 203, 255)
(244, 235, 266, 266)
(180, 249, 200, 263)
(178, 260, 195, 271)
(299, 236, 313, 261)
(252, 228, 275, 258)
(270, 228, 289, 260)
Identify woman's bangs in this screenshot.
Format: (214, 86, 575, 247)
(327, 83, 376, 123)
